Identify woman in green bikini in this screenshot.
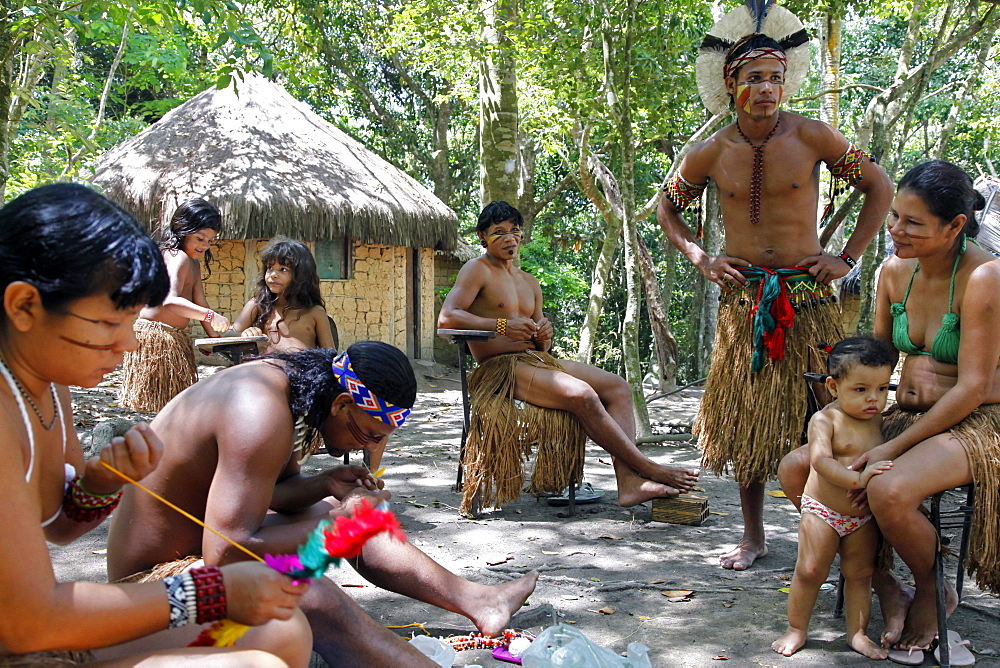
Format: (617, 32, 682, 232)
(779, 160, 999, 658)
(861, 161, 1000, 655)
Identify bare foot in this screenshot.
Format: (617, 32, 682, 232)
(893, 586, 938, 651)
(470, 570, 539, 636)
(849, 631, 887, 660)
(720, 540, 767, 570)
(616, 465, 678, 507)
(771, 627, 807, 656)
(874, 570, 913, 647)
(645, 463, 699, 493)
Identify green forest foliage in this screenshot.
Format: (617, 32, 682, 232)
(4, 0, 998, 383)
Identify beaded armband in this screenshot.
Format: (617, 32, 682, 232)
(61, 475, 122, 523)
(203, 309, 215, 323)
(663, 174, 707, 211)
(839, 251, 857, 269)
(827, 144, 871, 187)
(163, 572, 196, 629)
(190, 565, 227, 625)
(496, 318, 507, 337)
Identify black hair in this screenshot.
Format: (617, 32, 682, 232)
(158, 198, 223, 276)
(258, 341, 416, 432)
(820, 337, 898, 379)
(897, 160, 986, 239)
(476, 201, 524, 233)
(0, 183, 169, 315)
(251, 237, 325, 331)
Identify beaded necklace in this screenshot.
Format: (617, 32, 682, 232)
(0, 354, 58, 430)
(735, 112, 781, 226)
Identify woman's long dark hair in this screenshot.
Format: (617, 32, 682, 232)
(251, 237, 325, 332)
(158, 198, 223, 276)
(0, 183, 168, 315)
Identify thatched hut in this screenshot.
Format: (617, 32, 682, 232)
(90, 74, 457, 359)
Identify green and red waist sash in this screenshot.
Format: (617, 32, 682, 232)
(736, 266, 837, 372)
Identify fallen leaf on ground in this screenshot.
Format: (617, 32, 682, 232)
(712, 655, 729, 660)
(646, 580, 665, 585)
(663, 590, 694, 598)
(486, 555, 513, 566)
(637, 616, 652, 620)
(692, 486, 706, 492)
(722, 603, 733, 608)
(766, 490, 787, 498)
(598, 535, 623, 540)
(92, 549, 107, 555)
(541, 551, 561, 555)
(710, 511, 730, 516)
(341, 583, 366, 588)
(589, 577, 602, 582)
(778, 587, 791, 593)
(596, 607, 615, 615)
(561, 595, 579, 600)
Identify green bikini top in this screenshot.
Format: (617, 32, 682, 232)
(889, 238, 965, 364)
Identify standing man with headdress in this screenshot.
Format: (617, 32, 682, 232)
(657, 1, 893, 571)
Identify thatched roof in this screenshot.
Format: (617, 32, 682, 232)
(90, 74, 457, 249)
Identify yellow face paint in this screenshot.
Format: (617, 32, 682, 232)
(485, 229, 522, 245)
(736, 82, 752, 113)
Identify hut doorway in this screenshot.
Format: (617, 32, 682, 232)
(406, 248, 422, 359)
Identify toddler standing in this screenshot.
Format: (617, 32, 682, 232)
(772, 336, 898, 660)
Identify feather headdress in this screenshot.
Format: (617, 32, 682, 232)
(695, 0, 811, 115)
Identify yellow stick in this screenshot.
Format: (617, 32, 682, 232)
(100, 461, 263, 563)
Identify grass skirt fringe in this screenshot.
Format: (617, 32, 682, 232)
(881, 404, 1000, 595)
(461, 351, 585, 514)
(696, 280, 842, 483)
(118, 318, 198, 413)
(0, 652, 94, 666)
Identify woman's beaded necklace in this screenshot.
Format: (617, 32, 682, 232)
(735, 113, 781, 226)
(0, 355, 58, 430)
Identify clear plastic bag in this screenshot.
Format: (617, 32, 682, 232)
(520, 624, 651, 668)
(408, 634, 456, 667)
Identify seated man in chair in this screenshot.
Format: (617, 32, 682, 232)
(438, 201, 699, 513)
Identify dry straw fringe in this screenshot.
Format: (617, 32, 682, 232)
(118, 319, 198, 413)
(696, 281, 843, 483)
(461, 351, 585, 515)
(113, 555, 203, 584)
(882, 404, 1000, 595)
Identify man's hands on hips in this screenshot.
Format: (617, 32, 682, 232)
(802, 252, 851, 284)
(696, 253, 751, 293)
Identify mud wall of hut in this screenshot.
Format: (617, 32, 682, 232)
(202, 240, 436, 358)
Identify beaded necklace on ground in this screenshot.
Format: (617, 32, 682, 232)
(734, 112, 781, 226)
(0, 354, 58, 430)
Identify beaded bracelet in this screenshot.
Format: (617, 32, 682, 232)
(496, 318, 507, 337)
(61, 475, 122, 523)
(447, 629, 530, 651)
(203, 309, 215, 323)
(190, 565, 227, 624)
(163, 572, 195, 629)
(838, 251, 857, 269)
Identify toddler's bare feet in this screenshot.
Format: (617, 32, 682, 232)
(849, 631, 887, 660)
(771, 627, 807, 656)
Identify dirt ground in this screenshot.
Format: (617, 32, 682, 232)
(52, 358, 1000, 667)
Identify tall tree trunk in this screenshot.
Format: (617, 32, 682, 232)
(479, 0, 521, 207)
(637, 236, 677, 391)
(614, 0, 649, 435)
(0, 1, 12, 200)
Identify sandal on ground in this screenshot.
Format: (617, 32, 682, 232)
(934, 630, 976, 666)
(887, 644, 929, 665)
(546, 481, 604, 506)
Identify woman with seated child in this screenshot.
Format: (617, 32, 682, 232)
(230, 237, 334, 353)
(772, 337, 897, 659)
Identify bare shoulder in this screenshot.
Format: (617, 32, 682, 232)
(879, 255, 915, 289)
(163, 248, 197, 276)
(964, 254, 1000, 300)
(515, 265, 541, 287)
(681, 133, 727, 181)
(791, 113, 851, 157)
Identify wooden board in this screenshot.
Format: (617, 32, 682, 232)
(193, 335, 268, 349)
(651, 493, 710, 526)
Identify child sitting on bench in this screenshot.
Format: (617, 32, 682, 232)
(772, 337, 897, 660)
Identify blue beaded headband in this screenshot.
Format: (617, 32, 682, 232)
(332, 353, 411, 427)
